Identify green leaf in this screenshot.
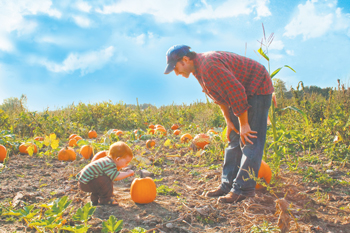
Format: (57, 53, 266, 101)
(258, 47, 269, 61)
(44, 196, 72, 218)
(61, 224, 91, 233)
(140, 135, 152, 140)
(284, 65, 296, 73)
(130, 227, 147, 233)
(72, 202, 96, 223)
(222, 126, 228, 143)
(270, 67, 282, 79)
(280, 106, 309, 126)
(102, 215, 123, 232)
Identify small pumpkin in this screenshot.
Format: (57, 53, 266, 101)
(91, 150, 108, 163)
(130, 177, 157, 204)
(193, 133, 210, 149)
(207, 129, 218, 135)
(80, 145, 93, 159)
(0, 145, 7, 162)
(74, 135, 83, 141)
(69, 134, 77, 140)
(180, 133, 192, 143)
(19, 143, 38, 155)
(149, 124, 155, 129)
(34, 137, 44, 141)
(58, 146, 76, 161)
(173, 129, 181, 136)
(114, 130, 123, 136)
(68, 138, 77, 147)
(171, 124, 179, 130)
(88, 130, 97, 139)
(146, 140, 156, 149)
(155, 127, 166, 136)
(148, 129, 155, 135)
(255, 160, 272, 189)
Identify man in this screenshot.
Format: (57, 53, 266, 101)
(164, 45, 273, 203)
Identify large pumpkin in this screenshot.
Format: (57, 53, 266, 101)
(173, 129, 181, 136)
(0, 145, 7, 162)
(88, 130, 97, 139)
(193, 133, 210, 149)
(130, 177, 157, 204)
(68, 138, 77, 147)
(91, 150, 107, 163)
(58, 147, 76, 161)
(80, 145, 93, 159)
(155, 127, 166, 136)
(69, 134, 77, 140)
(19, 143, 38, 155)
(255, 160, 272, 189)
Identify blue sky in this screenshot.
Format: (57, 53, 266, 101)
(1, 0, 350, 111)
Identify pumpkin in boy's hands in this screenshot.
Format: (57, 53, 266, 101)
(91, 150, 107, 162)
(58, 146, 76, 161)
(130, 177, 157, 204)
(255, 160, 272, 189)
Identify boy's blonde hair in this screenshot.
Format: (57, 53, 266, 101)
(107, 141, 133, 159)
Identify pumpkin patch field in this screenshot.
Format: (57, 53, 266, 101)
(0, 87, 350, 233)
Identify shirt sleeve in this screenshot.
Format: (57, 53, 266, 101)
(202, 59, 250, 116)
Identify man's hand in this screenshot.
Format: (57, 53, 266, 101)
(239, 123, 257, 145)
(238, 110, 257, 145)
(226, 122, 239, 142)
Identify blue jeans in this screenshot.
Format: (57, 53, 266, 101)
(219, 94, 272, 197)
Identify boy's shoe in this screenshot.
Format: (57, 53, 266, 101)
(205, 188, 226, 197)
(218, 192, 246, 203)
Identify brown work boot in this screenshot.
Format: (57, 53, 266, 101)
(218, 192, 247, 203)
(205, 188, 226, 197)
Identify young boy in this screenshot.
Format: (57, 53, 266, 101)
(76, 141, 134, 206)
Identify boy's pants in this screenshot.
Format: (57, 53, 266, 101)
(78, 175, 113, 204)
(219, 94, 272, 197)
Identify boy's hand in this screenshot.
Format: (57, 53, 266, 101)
(128, 170, 135, 176)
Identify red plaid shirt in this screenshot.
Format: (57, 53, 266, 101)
(193, 51, 274, 116)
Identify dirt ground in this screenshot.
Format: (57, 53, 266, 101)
(1, 140, 350, 233)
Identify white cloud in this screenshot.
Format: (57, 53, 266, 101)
(76, 1, 91, 13)
(72, 15, 91, 28)
(284, 0, 350, 40)
(135, 34, 146, 45)
(286, 50, 295, 56)
(269, 39, 284, 50)
(36, 46, 126, 75)
(269, 53, 283, 60)
(0, 0, 61, 52)
(96, 0, 271, 23)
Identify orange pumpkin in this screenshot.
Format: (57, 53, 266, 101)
(155, 125, 165, 130)
(180, 133, 192, 143)
(155, 127, 166, 136)
(68, 138, 77, 147)
(69, 134, 77, 140)
(91, 150, 108, 163)
(74, 135, 83, 141)
(173, 129, 181, 136)
(114, 130, 123, 136)
(0, 145, 7, 162)
(148, 129, 155, 135)
(19, 143, 38, 155)
(34, 137, 44, 141)
(130, 177, 157, 204)
(146, 140, 156, 149)
(149, 124, 155, 129)
(193, 133, 210, 149)
(171, 124, 179, 130)
(88, 130, 97, 139)
(207, 129, 218, 135)
(255, 160, 272, 189)
(58, 147, 76, 161)
(80, 145, 93, 159)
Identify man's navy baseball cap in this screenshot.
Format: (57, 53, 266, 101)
(164, 45, 191, 74)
